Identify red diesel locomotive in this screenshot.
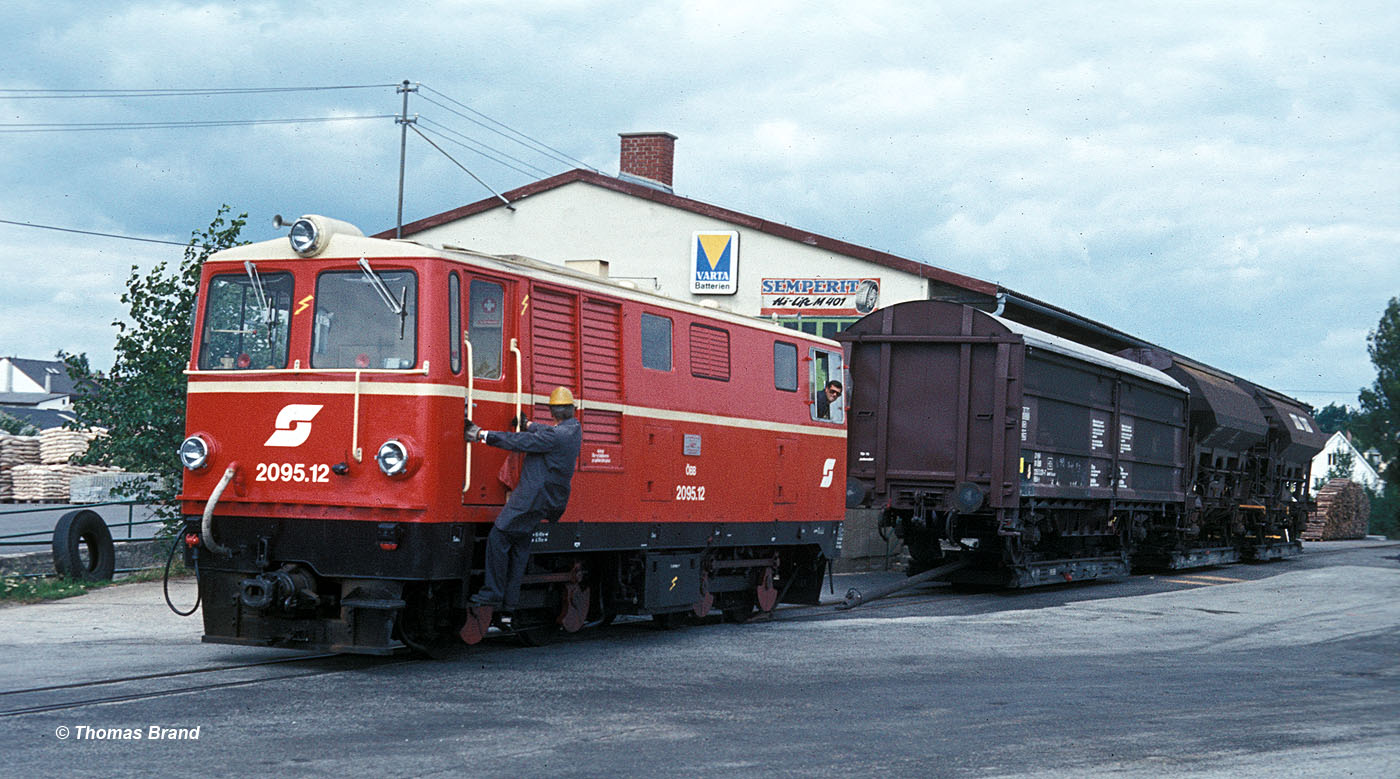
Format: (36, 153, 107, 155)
(178, 215, 845, 653)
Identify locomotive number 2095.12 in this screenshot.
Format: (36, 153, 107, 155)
(675, 485, 706, 501)
(255, 462, 331, 483)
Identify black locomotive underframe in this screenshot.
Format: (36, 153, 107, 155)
(187, 514, 840, 654)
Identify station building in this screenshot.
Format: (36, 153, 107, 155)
(382, 132, 1218, 569)
(382, 132, 1003, 340)
(385, 132, 1151, 355)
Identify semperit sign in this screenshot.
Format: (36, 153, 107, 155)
(760, 277, 881, 316)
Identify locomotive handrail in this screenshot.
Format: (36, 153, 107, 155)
(463, 330, 473, 494)
(510, 337, 523, 423)
(351, 370, 364, 462)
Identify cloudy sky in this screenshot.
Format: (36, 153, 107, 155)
(2, 0, 1396, 411)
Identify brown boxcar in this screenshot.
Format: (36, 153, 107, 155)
(842, 300, 1188, 587)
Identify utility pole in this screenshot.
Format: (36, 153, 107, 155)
(395, 80, 418, 238)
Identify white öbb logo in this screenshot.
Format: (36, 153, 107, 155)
(264, 404, 324, 448)
(820, 458, 837, 488)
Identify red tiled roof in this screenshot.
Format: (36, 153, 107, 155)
(378, 169, 997, 296)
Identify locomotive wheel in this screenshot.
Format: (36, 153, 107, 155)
(755, 567, 778, 613)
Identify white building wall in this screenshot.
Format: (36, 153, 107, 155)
(407, 182, 931, 318)
(0, 359, 45, 393)
(1310, 431, 1382, 493)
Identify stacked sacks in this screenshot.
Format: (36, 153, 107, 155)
(1304, 479, 1372, 541)
(0, 434, 42, 501)
(39, 427, 105, 465)
(10, 463, 121, 502)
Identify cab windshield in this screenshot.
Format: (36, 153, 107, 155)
(198, 272, 293, 370)
(312, 269, 418, 369)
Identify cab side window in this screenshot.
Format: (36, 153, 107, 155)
(774, 342, 798, 391)
(641, 313, 672, 371)
(468, 280, 504, 379)
(810, 348, 845, 423)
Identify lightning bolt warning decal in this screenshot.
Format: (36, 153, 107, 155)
(295, 294, 313, 315)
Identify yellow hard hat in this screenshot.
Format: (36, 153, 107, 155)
(548, 386, 575, 406)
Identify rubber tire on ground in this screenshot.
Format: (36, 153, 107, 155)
(52, 509, 116, 581)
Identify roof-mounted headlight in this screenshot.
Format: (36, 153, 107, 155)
(179, 434, 212, 471)
(280, 214, 365, 258)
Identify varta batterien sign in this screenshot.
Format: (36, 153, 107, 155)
(690, 231, 738, 294)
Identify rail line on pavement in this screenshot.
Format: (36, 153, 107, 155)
(0, 653, 406, 717)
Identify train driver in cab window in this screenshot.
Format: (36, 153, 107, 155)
(810, 348, 845, 423)
(817, 380, 843, 420)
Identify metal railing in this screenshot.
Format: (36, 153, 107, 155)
(0, 500, 172, 579)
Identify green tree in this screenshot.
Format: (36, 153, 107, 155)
(64, 206, 248, 525)
(1358, 297, 1400, 538)
(1313, 402, 1355, 435)
(0, 411, 37, 435)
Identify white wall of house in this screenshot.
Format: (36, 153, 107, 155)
(406, 182, 931, 320)
(0, 359, 45, 393)
(1311, 431, 1382, 493)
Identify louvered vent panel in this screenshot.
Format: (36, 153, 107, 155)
(689, 324, 731, 381)
(531, 286, 578, 395)
(581, 298, 622, 400)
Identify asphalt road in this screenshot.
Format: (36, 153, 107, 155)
(0, 542, 1396, 778)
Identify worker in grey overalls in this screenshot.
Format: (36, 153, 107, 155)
(461, 387, 582, 644)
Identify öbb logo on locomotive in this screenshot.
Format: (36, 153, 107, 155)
(263, 403, 324, 447)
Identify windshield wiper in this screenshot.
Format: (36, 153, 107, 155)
(358, 257, 409, 340)
(243, 261, 277, 341)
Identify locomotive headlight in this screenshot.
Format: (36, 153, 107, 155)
(376, 439, 410, 477)
(179, 435, 212, 471)
(285, 214, 365, 257)
(288, 217, 321, 256)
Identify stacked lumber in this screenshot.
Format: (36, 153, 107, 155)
(0, 434, 42, 501)
(1304, 479, 1371, 541)
(39, 427, 105, 464)
(8, 463, 121, 502)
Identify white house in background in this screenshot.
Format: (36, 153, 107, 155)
(1310, 431, 1382, 494)
(0, 356, 78, 428)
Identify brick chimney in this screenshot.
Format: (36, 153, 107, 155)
(618, 132, 677, 189)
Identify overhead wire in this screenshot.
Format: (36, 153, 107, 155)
(416, 117, 554, 178)
(0, 218, 189, 246)
(0, 115, 398, 133)
(417, 85, 598, 172)
(406, 124, 515, 210)
(0, 85, 399, 98)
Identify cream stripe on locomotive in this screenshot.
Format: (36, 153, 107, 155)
(186, 380, 846, 440)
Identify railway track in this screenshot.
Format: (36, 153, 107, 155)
(0, 653, 404, 717)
